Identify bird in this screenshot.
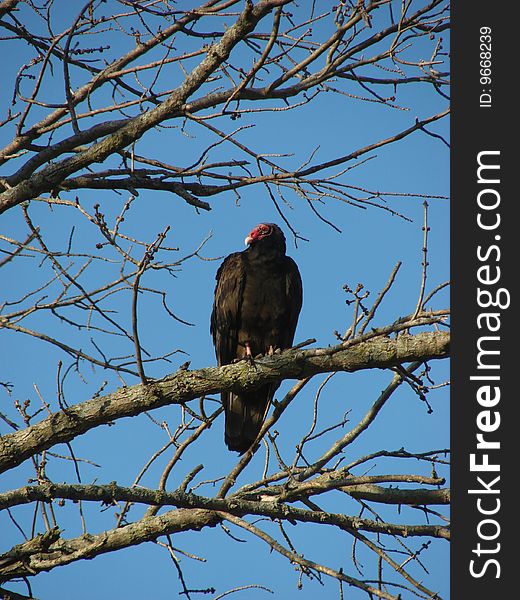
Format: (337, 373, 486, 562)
(210, 222, 303, 453)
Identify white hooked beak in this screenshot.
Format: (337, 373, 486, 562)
(244, 235, 254, 246)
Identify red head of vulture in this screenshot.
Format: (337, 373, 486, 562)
(210, 223, 303, 453)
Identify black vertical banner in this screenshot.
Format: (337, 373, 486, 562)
(451, 3, 514, 598)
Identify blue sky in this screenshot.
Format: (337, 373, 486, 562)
(1, 2, 449, 599)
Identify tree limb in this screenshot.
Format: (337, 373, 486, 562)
(0, 482, 449, 582)
(0, 330, 449, 474)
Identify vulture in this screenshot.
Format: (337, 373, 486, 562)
(210, 223, 303, 453)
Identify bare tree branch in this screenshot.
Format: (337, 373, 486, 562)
(0, 329, 449, 475)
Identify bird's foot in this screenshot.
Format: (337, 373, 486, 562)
(244, 342, 256, 366)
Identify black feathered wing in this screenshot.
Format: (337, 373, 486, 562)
(211, 252, 258, 453)
(210, 252, 245, 368)
(282, 256, 303, 348)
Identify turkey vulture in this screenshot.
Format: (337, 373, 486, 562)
(210, 223, 303, 453)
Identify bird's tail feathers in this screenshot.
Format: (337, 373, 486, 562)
(224, 386, 274, 453)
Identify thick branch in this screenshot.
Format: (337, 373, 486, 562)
(344, 483, 450, 505)
(0, 482, 449, 582)
(0, 477, 449, 512)
(0, 330, 449, 474)
(0, 508, 218, 582)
